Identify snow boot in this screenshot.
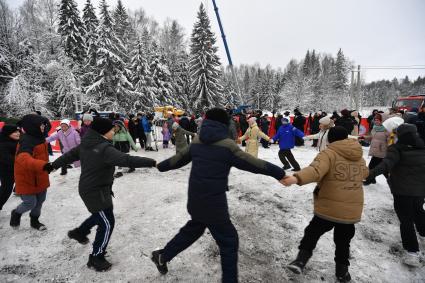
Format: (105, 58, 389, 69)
(87, 254, 112, 272)
(151, 249, 168, 275)
(30, 215, 46, 231)
(127, 168, 135, 173)
(68, 228, 89, 244)
(335, 263, 351, 282)
(60, 166, 67, 176)
(291, 168, 301, 172)
(283, 165, 291, 170)
(287, 249, 312, 274)
(10, 209, 22, 228)
(402, 251, 421, 267)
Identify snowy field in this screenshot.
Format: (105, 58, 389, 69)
(0, 141, 424, 283)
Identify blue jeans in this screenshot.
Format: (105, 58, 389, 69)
(163, 219, 239, 283)
(15, 191, 47, 217)
(77, 207, 115, 256)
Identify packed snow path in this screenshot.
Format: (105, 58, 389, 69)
(0, 143, 424, 282)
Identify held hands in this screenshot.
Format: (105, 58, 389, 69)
(280, 175, 298, 187)
(43, 162, 55, 174)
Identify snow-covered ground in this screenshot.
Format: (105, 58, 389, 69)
(0, 141, 424, 282)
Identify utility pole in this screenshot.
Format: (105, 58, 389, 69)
(350, 70, 355, 109)
(356, 65, 361, 110)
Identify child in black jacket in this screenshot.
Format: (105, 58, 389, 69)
(151, 108, 286, 283)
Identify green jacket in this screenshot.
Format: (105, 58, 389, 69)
(112, 122, 137, 151)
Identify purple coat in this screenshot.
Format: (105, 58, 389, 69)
(79, 124, 90, 138)
(47, 127, 81, 167)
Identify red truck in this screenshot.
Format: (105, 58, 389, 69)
(393, 94, 425, 112)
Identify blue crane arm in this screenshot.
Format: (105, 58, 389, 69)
(212, 0, 233, 66)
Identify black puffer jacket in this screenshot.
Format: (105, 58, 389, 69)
(0, 134, 18, 174)
(52, 128, 156, 213)
(157, 119, 285, 224)
(369, 135, 425, 197)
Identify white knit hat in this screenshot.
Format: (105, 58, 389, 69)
(82, 113, 93, 121)
(319, 116, 331, 126)
(383, 117, 404, 133)
(60, 119, 71, 126)
(248, 117, 257, 123)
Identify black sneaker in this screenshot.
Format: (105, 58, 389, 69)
(68, 228, 89, 244)
(10, 209, 22, 228)
(151, 249, 168, 275)
(287, 249, 312, 274)
(30, 216, 47, 231)
(336, 263, 351, 282)
(87, 254, 112, 272)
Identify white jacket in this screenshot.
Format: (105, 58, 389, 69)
(305, 128, 330, 152)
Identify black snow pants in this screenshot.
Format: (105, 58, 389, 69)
(0, 170, 14, 210)
(278, 149, 301, 170)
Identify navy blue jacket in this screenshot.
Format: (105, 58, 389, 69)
(157, 119, 285, 224)
(272, 124, 305, 150)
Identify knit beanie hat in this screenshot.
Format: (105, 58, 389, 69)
(328, 126, 348, 143)
(383, 117, 404, 133)
(91, 117, 114, 135)
(396, 124, 418, 146)
(1, 124, 19, 137)
(82, 113, 93, 122)
(340, 109, 350, 117)
(205, 108, 230, 126)
(319, 116, 331, 126)
(60, 119, 71, 126)
(374, 113, 383, 121)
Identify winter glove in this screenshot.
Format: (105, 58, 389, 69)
(43, 162, 55, 174)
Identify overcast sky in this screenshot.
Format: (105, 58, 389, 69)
(8, 0, 425, 82)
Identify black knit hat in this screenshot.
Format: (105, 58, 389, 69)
(328, 126, 348, 143)
(91, 117, 114, 135)
(396, 123, 418, 146)
(1, 124, 19, 137)
(205, 107, 230, 126)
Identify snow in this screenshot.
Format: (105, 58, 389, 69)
(0, 141, 424, 282)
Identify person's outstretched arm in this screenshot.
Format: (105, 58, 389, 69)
(227, 140, 284, 180)
(157, 145, 192, 172)
(368, 145, 400, 180)
(103, 145, 156, 168)
(51, 146, 81, 169)
(293, 151, 331, 185)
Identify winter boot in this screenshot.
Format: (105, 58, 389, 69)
(10, 209, 22, 228)
(127, 168, 135, 173)
(60, 166, 67, 176)
(402, 251, 421, 267)
(68, 228, 89, 244)
(291, 168, 301, 172)
(287, 249, 312, 274)
(335, 263, 351, 282)
(283, 164, 291, 170)
(113, 172, 123, 178)
(151, 249, 168, 275)
(30, 215, 47, 231)
(87, 254, 112, 272)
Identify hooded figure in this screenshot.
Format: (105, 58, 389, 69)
(366, 123, 425, 267)
(152, 108, 285, 282)
(286, 126, 368, 281)
(304, 116, 334, 152)
(11, 114, 50, 230)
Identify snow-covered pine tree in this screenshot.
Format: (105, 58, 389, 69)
(189, 3, 223, 113)
(0, 44, 13, 86)
(113, 0, 131, 61)
(82, 0, 98, 68)
(334, 48, 349, 90)
(86, 0, 133, 111)
(130, 38, 157, 111)
(149, 41, 174, 106)
(172, 51, 191, 109)
(58, 0, 86, 64)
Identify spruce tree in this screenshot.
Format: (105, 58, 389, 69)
(130, 38, 157, 110)
(86, 0, 132, 111)
(82, 0, 98, 68)
(149, 42, 174, 106)
(189, 3, 223, 113)
(58, 0, 86, 64)
(334, 48, 348, 90)
(113, 0, 131, 60)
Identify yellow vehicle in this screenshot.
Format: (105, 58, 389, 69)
(154, 106, 185, 119)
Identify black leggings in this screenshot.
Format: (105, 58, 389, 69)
(0, 172, 14, 210)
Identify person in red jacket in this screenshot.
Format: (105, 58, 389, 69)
(10, 114, 50, 230)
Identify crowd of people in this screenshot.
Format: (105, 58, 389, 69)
(0, 104, 424, 283)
